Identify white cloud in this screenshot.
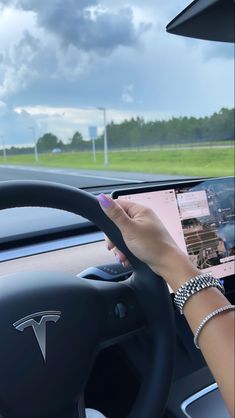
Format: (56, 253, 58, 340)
(0, 1, 152, 102)
(0, 0, 151, 53)
(0, 6, 36, 49)
(0, 0, 233, 142)
(122, 84, 134, 103)
(0, 30, 41, 98)
(0, 63, 39, 98)
(0, 102, 38, 146)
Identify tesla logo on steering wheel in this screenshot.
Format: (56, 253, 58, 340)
(13, 311, 61, 362)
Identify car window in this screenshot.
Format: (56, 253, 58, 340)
(0, 0, 234, 189)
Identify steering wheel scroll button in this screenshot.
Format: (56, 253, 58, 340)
(78, 263, 133, 282)
(114, 303, 127, 319)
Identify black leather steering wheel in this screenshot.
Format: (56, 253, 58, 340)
(0, 180, 175, 418)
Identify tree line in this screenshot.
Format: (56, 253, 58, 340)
(101, 107, 234, 149)
(2, 107, 234, 155)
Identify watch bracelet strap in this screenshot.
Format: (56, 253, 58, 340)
(174, 272, 225, 314)
(194, 304, 235, 349)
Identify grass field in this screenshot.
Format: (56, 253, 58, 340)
(0, 147, 234, 177)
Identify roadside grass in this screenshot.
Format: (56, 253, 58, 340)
(0, 147, 234, 177)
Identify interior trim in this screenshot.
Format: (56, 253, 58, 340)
(0, 240, 115, 278)
(0, 231, 104, 262)
(181, 382, 217, 417)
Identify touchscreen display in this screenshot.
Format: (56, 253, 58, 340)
(113, 177, 235, 280)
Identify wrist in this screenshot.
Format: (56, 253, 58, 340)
(151, 247, 201, 292)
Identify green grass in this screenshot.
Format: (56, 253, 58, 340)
(0, 147, 234, 177)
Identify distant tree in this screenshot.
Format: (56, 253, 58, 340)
(69, 131, 85, 150)
(37, 133, 63, 152)
(71, 131, 83, 146)
(7, 146, 34, 155)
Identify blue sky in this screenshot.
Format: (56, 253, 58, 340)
(0, 0, 234, 146)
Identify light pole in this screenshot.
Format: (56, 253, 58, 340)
(0, 135, 7, 161)
(29, 126, 39, 162)
(97, 107, 108, 166)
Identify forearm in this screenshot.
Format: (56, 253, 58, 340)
(156, 253, 235, 416)
(98, 196, 235, 414)
(184, 288, 235, 417)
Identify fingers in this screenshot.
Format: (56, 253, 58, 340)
(112, 247, 128, 265)
(104, 234, 130, 266)
(98, 194, 134, 268)
(104, 234, 114, 251)
(117, 199, 147, 218)
(97, 194, 131, 230)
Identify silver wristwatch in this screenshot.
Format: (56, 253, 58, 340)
(174, 272, 225, 314)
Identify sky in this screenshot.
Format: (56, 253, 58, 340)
(0, 0, 234, 146)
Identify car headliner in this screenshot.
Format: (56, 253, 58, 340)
(166, 0, 234, 43)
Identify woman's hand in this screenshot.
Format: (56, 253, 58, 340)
(98, 194, 235, 416)
(97, 194, 199, 290)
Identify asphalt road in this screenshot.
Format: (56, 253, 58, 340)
(0, 165, 188, 188)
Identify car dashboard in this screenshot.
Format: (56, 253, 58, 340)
(0, 176, 234, 418)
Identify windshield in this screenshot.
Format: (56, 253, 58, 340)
(0, 0, 234, 188)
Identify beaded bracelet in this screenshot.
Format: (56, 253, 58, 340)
(194, 304, 235, 349)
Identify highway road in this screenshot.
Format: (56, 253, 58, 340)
(0, 165, 188, 188)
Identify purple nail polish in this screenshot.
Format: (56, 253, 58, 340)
(97, 193, 112, 208)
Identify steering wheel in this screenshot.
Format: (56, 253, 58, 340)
(0, 180, 175, 418)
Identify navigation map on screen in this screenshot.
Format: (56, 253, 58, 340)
(116, 178, 235, 280)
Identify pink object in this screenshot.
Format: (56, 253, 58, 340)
(97, 193, 112, 208)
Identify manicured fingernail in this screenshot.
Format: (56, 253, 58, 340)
(97, 193, 112, 208)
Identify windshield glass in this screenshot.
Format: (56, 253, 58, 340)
(0, 0, 234, 188)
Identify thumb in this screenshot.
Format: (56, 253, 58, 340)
(97, 193, 131, 231)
